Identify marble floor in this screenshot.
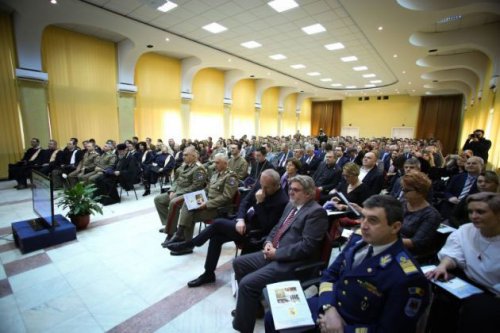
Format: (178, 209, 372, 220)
(0, 180, 267, 333)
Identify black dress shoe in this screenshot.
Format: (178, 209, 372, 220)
(187, 273, 216, 287)
(142, 190, 151, 196)
(161, 235, 183, 248)
(170, 248, 194, 256)
(231, 309, 236, 317)
(167, 241, 193, 252)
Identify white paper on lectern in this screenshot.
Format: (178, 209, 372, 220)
(267, 280, 315, 330)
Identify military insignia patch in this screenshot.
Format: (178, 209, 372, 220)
(397, 252, 418, 275)
(195, 172, 205, 181)
(379, 254, 392, 268)
(228, 177, 237, 187)
(408, 287, 425, 296)
(319, 282, 333, 294)
(355, 328, 368, 333)
(404, 297, 422, 317)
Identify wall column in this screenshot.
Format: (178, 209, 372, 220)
(117, 91, 136, 141)
(254, 103, 261, 137)
(181, 93, 193, 139)
(18, 79, 50, 145)
(277, 106, 284, 136)
(224, 98, 232, 138)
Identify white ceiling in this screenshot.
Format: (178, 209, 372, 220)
(3, 0, 500, 100)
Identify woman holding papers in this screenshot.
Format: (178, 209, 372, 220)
(426, 192, 500, 333)
(323, 162, 369, 209)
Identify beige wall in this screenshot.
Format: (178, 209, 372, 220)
(342, 95, 420, 138)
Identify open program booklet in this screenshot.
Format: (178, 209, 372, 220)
(266, 280, 315, 331)
(421, 265, 484, 299)
(183, 190, 208, 210)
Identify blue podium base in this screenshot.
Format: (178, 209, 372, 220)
(12, 215, 77, 254)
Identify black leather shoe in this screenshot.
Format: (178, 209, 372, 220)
(187, 273, 216, 287)
(161, 235, 184, 248)
(142, 190, 151, 196)
(158, 227, 166, 233)
(170, 248, 193, 256)
(231, 309, 236, 317)
(167, 241, 193, 252)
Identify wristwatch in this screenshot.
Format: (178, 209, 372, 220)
(322, 304, 333, 312)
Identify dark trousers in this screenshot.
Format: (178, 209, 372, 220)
(95, 175, 120, 205)
(9, 163, 31, 186)
(232, 252, 299, 333)
(194, 218, 242, 274)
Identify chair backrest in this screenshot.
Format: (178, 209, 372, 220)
(315, 187, 321, 202)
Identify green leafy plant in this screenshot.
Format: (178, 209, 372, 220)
(57, 182, 103, 217)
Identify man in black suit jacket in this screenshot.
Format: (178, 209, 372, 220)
(168, 169, 289, 287)
(359, 151, 385, 196)
(232, 175, 328, 333)
(301, 144, 321, 175)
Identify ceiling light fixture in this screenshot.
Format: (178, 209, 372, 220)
(165, 37, 170, 42)
(365, 84, 376, 88)
(268, 0, 299, 13)
(157, 0, 178, 13)
(402, 70, 406, 74)
(353, 66, 368, 71)
(362, 73, 376, 78)
(324, 42, 344, 51)
(302, 23, 326, 35)
(202, 22, 227, 34)
(378, 26, 383, 31)
(241, 41, 262, 49)
(370, 80, 382, 84)
(393, 54, 398, 58)
(331, 83, 342, 87)
(269, 54, 287, 60)
(50, 0, 57, 4)
(341, 56, 358, 62)
(345, 85, 357, 89)
(437, 15, 462, 24)
(307, 72, 321, 76)
(290, 64, 306, 69)
(320, 78, 332, 82)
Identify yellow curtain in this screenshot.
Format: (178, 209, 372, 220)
(42, 26, 118, 145)
(190, 68, 224, 140)
(231, 79, 255, 138)
(135, 52, 181, 141)
(299, 98, 311, 136)
(0, 13, 23, 178)
(282, 93, 297, 135)
(260, 87, 279, 136)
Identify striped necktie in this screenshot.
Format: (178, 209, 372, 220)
(272, 208, 297, 248)
(458, 175, 476, 200)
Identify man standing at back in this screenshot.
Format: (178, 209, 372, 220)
(155, 146, 207, 244)
(265, 195, 430, 333)
(232, 175, 328, 333)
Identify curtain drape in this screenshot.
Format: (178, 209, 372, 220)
(0, 13, 23, 178)
(311, 101, 342, 137)
(416, 95, 463, 155)
(42, 26, 118, 145)
(135, 52, 182, 141)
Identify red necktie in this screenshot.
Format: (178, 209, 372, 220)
(272, 208, 297, 247)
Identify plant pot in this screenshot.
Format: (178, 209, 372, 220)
(70, 214, 90, 230)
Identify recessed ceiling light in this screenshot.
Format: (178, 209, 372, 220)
(426, 91, 432, 95)
(341, 56, 358, 62)
(228, 58, 232, 62)
(378, 26, 383, 31)
(345, 85, 357, 89)
(290, 64, 306, 69)
(202, 22, 227, 34)
(370, 80, 382, 84)
(393, 54, 398, 58)
(302, 23, 326, 35)
(365, 84, 376, 88)
(307, 72, 321, 76)
(437, 15, 462, 24)
(320, 78, 332, 82)
(268, 0, 299, 13)
(324, 42, 344, 51)
(269, 54, 287, 60)
(157, 0, 178, 12)
(165, 37, 170, 42)
(402, 70, 406, 74)
(241, 41, 262, 49)
(363, 73, 376, 78)
(267, 72, 271, 76)
(331, 83, 342, 87)
(408, 81, 412, 85)
(50, 0, 57, 4)
(353, 66, 368, 71)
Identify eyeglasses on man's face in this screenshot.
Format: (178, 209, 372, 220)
(289, 187, 303, 193)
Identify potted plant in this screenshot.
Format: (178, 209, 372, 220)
(57, 182, 103, 230)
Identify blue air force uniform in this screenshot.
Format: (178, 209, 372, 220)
(313, 234, 430, 333)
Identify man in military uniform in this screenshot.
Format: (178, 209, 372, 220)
(165, 153, 239, 254)
(67, 141, 99, 187)
(228, 143, 248, 181)
(265, 195, 430, 333)
(155, 146, 207, 243)
(79, 143, 117, 183)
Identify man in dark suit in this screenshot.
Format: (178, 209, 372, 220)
(8, 137, 42, 189)
(301, 144, 321, 175)
(462, 129, 492, 162)
(274, 143, 293, 175)
(313, 151, 342, 203)
(359, 151, 385, 196)
(232, 175, 328, 333)
(265, 195, 430, 333)
(168, 169, 288, 286)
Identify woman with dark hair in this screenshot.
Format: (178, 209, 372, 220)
(400, 171, 441, 256)
(280, 158, 301, 195)
(426, 192, 500, 333)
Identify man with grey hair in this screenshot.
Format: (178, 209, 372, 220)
(302, 143, 321, 175)
(166, 153, 239, 250)
(232, 175, 328, 333)
(155, 146, 207, 244)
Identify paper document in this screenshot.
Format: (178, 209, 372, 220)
(266, 280, 315, 331)
(183, 190, 208, 210)
(437, 223, 456, 234)
(421, 265, 484, 299)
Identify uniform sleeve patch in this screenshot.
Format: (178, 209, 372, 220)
(408, 287, 425, 296)
(319, 282, 333, 294)
(379, 254, 392, 268)
(404, 297, 422, 317)
(228, 177, 237, 187)
(195, 171, 205, 181)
